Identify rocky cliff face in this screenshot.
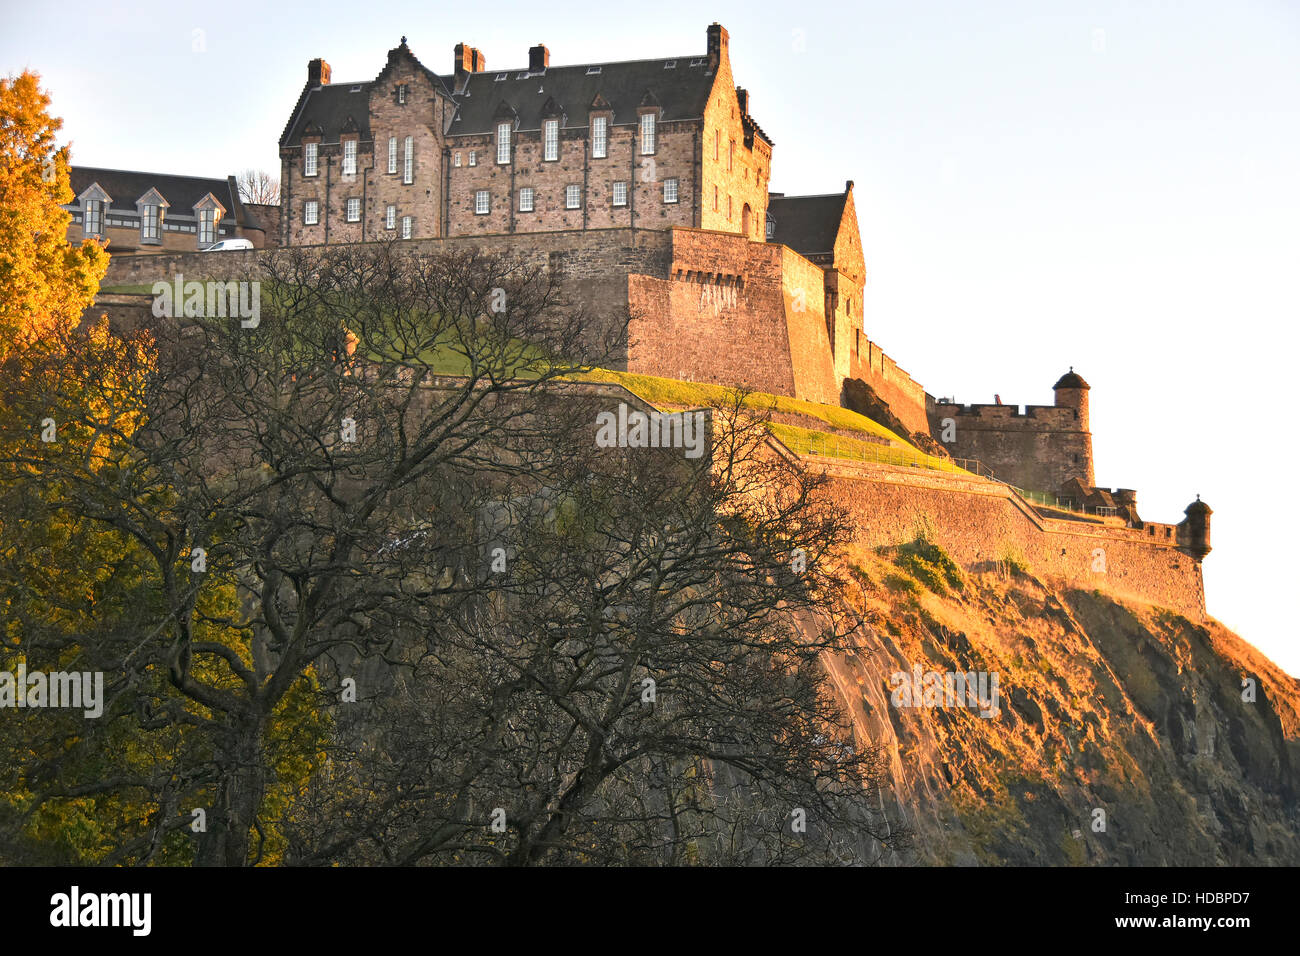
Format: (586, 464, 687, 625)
(829, 543, 1300, 865)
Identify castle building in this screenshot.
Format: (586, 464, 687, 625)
(62, 167, 276, 254)
(278, 24, 772, 246)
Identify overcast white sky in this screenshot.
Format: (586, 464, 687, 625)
(4, 0, 1298, 674)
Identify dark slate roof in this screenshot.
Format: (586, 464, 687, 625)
(1053, 369, 1090, 390)
(766, 193, 846, 258)
(281, 82, 374, 147)
(67, 167, 244, 222)
(446, 56, 714, 133)
(282, 45, 724, 147)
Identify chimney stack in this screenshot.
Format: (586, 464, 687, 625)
(735, 87, 749, 115)
(706, 22, 729, 72)
(529, 44, 550, 72)
(307, 58, 331, 87)
(454, 43, 487, 84)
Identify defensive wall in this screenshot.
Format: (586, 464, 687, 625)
(98, 226, 926, 428)
(926, 398, 1094, 495)
(804, 454, 1206, 619)
(848, 340, 928, 436)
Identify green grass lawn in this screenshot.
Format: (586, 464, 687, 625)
(572, 368, 968, 474)
(573, 368, 906, 443)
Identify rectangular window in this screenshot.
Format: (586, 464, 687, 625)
(386, 205, 396, 230)
(199, 208, 215, 245)
(475, 190, 490, 215)
(714, 129, 719, 161)
(346, 198, 360, 222)
(565, 184, 580, 209)
(543, 120, 559, 161)
(454, 152, 462, 167)
(304, 142, 318, 177)
(591, 116, 607, 158)
(84, 200, 102, 236)
(640, 113, 656, 154)
(342, 139, 357, 176)
(401, 216, 412, 239)
(518, 187, 534, 212)
(612, 181, 627, 207)
(727, 195, 732, 220)
(713, 185, 718, 211)
(728, 140, 734, 171)
(469, 150, 477, 166)
(304, 200, 319, 225)
(404, 136, 414, 184)
(663, 178, 678, 204)
(388, 137, 397, 174)
(398, 84, 407, 105)
(497, 122, 511, 164)
(141, 203, 159, 241)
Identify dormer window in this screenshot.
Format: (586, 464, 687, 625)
(193, 193, 226, 248)
(543, 119, 559, 161)
(639, 113, 656, 155)
(304, 142, 319, 177)
(141, 203, 160, 241)
(496, 122, 512, 164)
(135, 188, 167, 245)
(591, 115, 607, 158)
(198, 208, 216, 246)
(84, 199, 103, 237)
(766, 212, 775, 240)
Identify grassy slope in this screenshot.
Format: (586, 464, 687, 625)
(574, 367, 964, 472)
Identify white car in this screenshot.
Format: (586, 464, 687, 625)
(204, 238, 254, 252)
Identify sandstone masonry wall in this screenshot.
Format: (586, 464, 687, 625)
(815, 457, 1206, 618)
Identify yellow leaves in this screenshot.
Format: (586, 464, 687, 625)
(0, 70, 109, 363)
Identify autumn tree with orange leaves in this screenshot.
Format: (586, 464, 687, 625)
(0, 70, 107, 359)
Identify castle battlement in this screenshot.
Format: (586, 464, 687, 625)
(931, 401, 1080, 426)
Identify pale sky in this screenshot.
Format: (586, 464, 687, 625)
(4, 0, 1298, 674)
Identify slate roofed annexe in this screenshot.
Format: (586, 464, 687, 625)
(68, 167, 250, 227)
(766, 192, 848, 261)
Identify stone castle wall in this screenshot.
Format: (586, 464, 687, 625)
(848, 340, 928, 436)
(812, 456, 1206, 618)
(926, 398, 1093, 494)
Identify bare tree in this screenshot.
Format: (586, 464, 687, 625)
(1, 240, 902, 865)
(236, 168, 279, 205)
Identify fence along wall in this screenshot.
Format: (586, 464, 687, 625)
(815, 458, 1206, 619)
